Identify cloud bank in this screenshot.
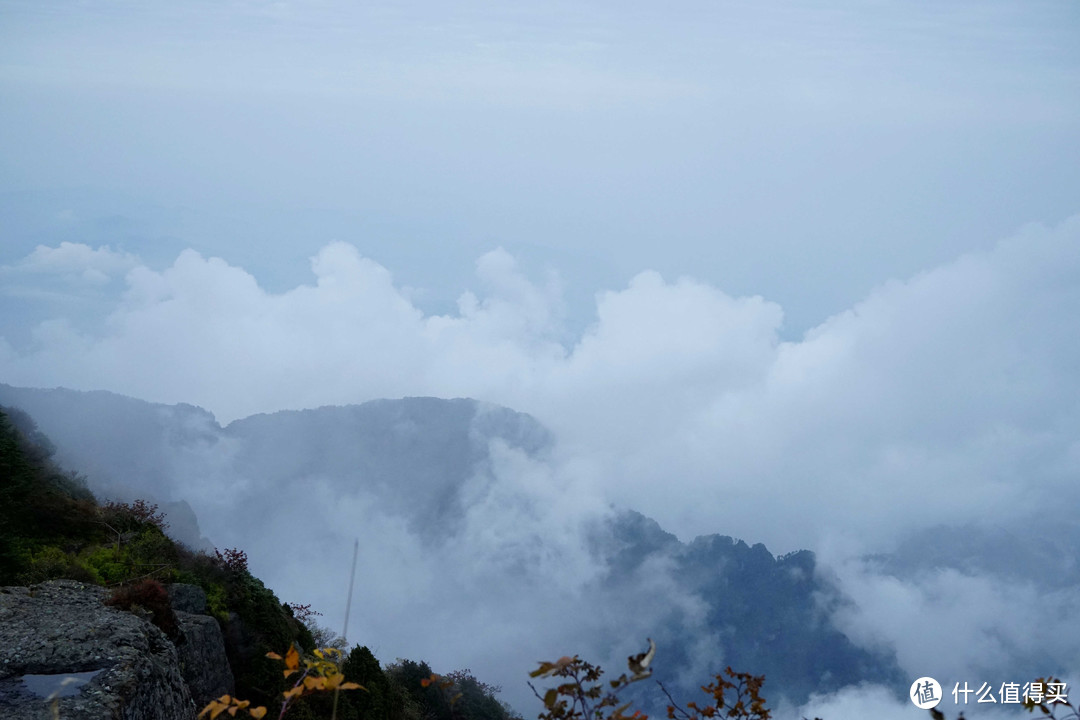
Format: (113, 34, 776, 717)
(3, 217, 1079, 713)
(3, 219, 1078, 550)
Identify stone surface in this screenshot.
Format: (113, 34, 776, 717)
(175, 611, 234, 708)
(168, 583, 234, 707)
(0, 580, 198, 720)
(167, 584, 208, 615)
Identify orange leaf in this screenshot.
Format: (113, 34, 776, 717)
(266, 652, 283, 660)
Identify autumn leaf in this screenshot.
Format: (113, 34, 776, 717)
(285, 645, 300, 669)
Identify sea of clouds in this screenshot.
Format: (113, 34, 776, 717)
(2, 216, 1078, 716)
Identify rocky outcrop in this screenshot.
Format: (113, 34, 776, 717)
(0, 580, 233, 719)
(169, 584, 234, 708)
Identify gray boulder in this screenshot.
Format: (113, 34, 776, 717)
(169, 584, 234, 707)
(167, 584, 207, 615)
(0, 580, 203, 719)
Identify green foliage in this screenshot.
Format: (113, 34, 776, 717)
(101, 498, 170, 533)
(445, 669, 521, 720)
(0, 408, 99, 583)
(381, 660, 521, 720)
(0, 406, 315, 712)
(22, 544, 102, 584)
(342, 646, 393, 720)
(82, 545, 127, 584)
(387, 659, 455, 720)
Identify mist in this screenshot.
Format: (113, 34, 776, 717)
(3, 0, 1079, 715)
(2, 217, 1079, 713)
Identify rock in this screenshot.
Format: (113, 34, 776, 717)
(0, 580, 198, 719)
(175, 611, 234, 708)
(167, 584, 208, 615)
(168, 583, 234, 707)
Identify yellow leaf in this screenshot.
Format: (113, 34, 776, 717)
(228, 708, 238, 717)
(203, 699, 235, 716)
(283, 687, 304, 701)
(285, 645, 300, 670)
(266, 652, 283, 660)
(249, 709, 267, 720)
(340, 682, 363, 691)
(200, 700, 230, 720)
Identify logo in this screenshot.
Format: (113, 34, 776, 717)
(911, 677, 942, 709)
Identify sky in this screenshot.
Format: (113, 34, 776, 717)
(2, 0, 1080, 717)
(2, 0, 1079, 338)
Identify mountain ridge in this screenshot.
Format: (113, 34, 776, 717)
(0, 383, 901, 708)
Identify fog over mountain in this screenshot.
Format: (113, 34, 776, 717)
(2, 380, 1078, 717)
(0, 386, 894, 706)
(4, 2, 1079, 717)
(2, 195, 1080, 720)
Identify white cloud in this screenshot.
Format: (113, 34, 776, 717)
(1, 242, 140, 286)
(791, 684, 917, 720)
(2, 219, 1079, 556)
(3, 217, 1080, 712)
(826, 558, 1080, 684)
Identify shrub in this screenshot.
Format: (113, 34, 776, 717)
(216, 547, 249, 574)
(105, 578, 181, 641)
(81, 545, 128, 584)
(22, 544, 101, 585)
(101, 499, 169, 533)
